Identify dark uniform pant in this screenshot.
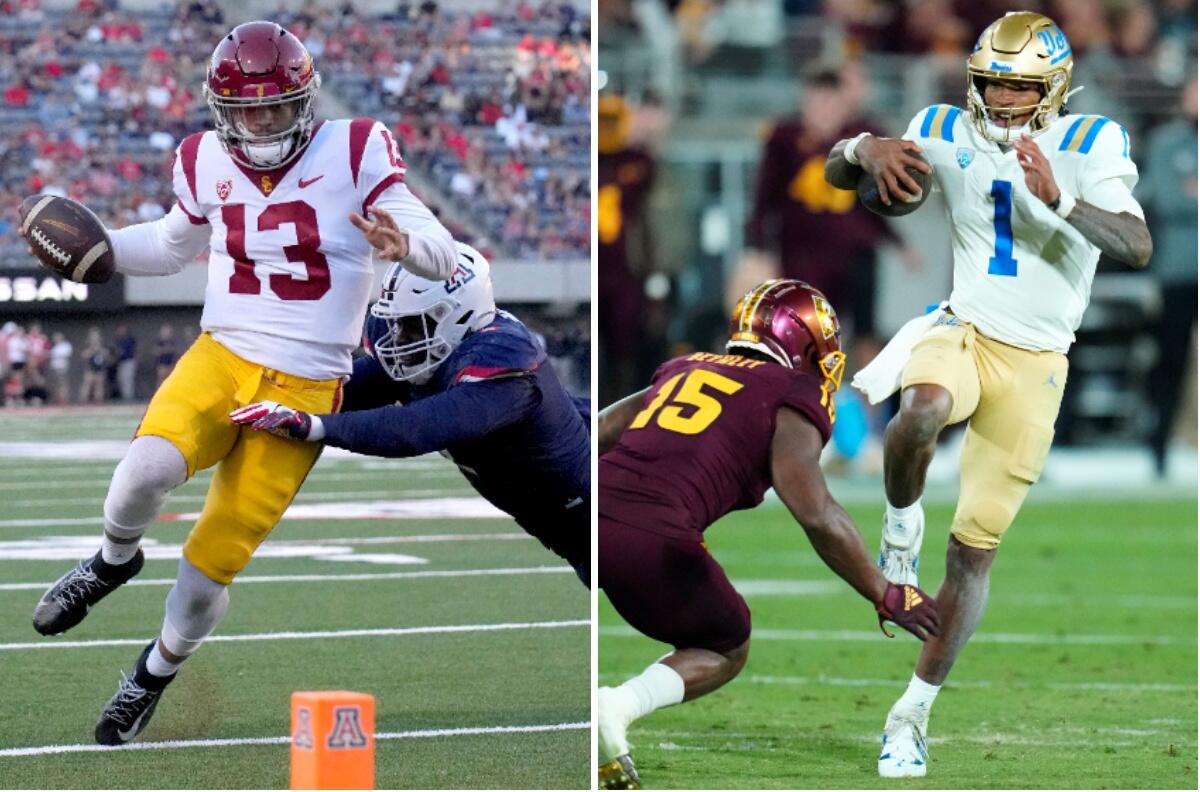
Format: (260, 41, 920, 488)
(599, 514, 750, 653)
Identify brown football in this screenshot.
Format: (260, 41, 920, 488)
(856, 157, 932, 218)
(18, 195, 115, 284)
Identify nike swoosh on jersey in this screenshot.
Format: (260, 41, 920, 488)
(298, 175, 325, 188)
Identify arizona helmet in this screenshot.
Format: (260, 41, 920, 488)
(727, 279, 845, 393)
(365, 243, 497, 384)
(203, 21, 321, 170)
(967, 12, 1074, 143)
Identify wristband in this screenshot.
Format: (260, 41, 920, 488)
(843, 132, 870, 166)
(308, 414, 326, 442)
(1048, 191, 1075, 219)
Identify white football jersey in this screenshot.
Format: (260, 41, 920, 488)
(903, 106, 1143, 353)
(172, 118, 417, 379)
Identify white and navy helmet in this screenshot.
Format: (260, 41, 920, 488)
(365, 242, 497, 384)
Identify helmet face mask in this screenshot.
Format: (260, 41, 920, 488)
(966, 12, 1073, 144)
(366, 244, 498, 385)
(204, 21, 321, 170)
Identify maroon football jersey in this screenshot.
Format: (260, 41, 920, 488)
(601, 352, 834, 537)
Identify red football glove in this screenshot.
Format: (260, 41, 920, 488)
(876, 583, 940, 641)
(229, 401, 317, 442)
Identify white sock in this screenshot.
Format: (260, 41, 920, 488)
(612, 662, 685, 721)
(101, 530, 141, 565)
(145, 641, 184, 678)
(893, 673, 940, 721)
(885, 498, 923, 544)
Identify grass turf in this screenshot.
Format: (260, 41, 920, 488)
(599, 497, 1197, 789)
(0, 407, 589, 789)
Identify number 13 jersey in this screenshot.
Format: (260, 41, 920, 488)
(600, 352, 833, 537)
(903, 106, 1143, 353)
(173, 118, 414, 379)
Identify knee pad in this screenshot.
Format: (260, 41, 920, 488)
(103, 435, 188, 534)
(161, 556, 230, 657)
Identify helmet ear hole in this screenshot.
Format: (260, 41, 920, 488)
(457, 310, 474, 326)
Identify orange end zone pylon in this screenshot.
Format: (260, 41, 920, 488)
(290, 691, 376, 790)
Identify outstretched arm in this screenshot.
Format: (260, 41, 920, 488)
(1013, 133, 1152, 270)
(769, 407, 887, 605)
(232, 375, 539, 457)
(770, 406, 940, 640)
(597, 387, 650, 456)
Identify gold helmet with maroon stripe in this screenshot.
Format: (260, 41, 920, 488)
(727, 279, 845, 392)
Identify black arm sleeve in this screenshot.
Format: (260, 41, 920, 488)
(340, 354, 402, 413)
(320, 375, 540, 458)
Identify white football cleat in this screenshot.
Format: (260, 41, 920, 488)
(878, 709, 929, 778)
(878, 504, 924, 586)
(597, 686, 634, 764)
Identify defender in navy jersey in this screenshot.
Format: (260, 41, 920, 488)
(233, 243, 590, 583)
(596, 280, 940, 789)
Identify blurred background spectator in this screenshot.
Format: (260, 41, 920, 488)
(600, 0, 1197, 480)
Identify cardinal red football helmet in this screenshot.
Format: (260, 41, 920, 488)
(727, 279, 846, 392)
(203, 21, 321, 170)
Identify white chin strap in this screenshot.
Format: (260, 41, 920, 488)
(983, 117, 1033, 144)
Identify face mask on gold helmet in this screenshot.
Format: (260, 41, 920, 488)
(966, 12, 1074, 144)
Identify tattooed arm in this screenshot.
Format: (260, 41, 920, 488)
(1062, 202, 1153, 270)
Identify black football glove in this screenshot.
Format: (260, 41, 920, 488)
(875, 582, 940, 641)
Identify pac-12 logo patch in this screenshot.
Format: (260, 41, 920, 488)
(216, 178, 232, 202)
(957, 148, 974, 169)
(443, 264, 477, 294)
(326, 706, 369, 749)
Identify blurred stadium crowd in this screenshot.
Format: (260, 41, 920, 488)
(0, 0, 590, 262)
(0, 0, 590, 406)
(599, 0, 1197, 477)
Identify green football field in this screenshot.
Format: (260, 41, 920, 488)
(600, 488, 1198, 789)
(0, 406, 589, 789)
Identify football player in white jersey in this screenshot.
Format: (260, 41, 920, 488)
(29, 21, 457, 745)
(824, 11, 1151, 777)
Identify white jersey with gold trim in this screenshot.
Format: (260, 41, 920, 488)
(170, 118, 448, 380)
(903, 106, 1143, 353)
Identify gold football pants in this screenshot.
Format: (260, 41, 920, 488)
(902, 318, 1067, 550)
(136, 333, 342, 584)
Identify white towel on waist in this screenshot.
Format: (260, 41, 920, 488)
(851, 301, 949, 405)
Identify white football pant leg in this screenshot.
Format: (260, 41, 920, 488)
(161, 556, 230, 657)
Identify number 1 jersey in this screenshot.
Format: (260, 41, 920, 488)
(600, 352, 833, 537)
(903, 106, 1143, 353)
(173, 118, 409, 379)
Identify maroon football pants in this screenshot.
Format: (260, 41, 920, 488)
(599, 516, 751, 653)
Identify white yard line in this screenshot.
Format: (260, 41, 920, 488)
(5, 489, 471, 508)
(0, 470, 459, 491)
(0, 720, 591, 758)
(0, 618, 589, 652)
(596, 672, 1195, 693)
(0, 564, 571, 591)
(599, 625, 1192, 646)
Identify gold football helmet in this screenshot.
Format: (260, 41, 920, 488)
(967, 11, 1073, 142)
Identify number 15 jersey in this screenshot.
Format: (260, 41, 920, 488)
(173, 118, 439, 380)
(600, 352, 833, 537)
(904, 107, 1144, 353)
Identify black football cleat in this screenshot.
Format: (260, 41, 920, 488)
(32, 549, 144, 636)
(95, 641, 175, 746)
(599, 755, 642, 790)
